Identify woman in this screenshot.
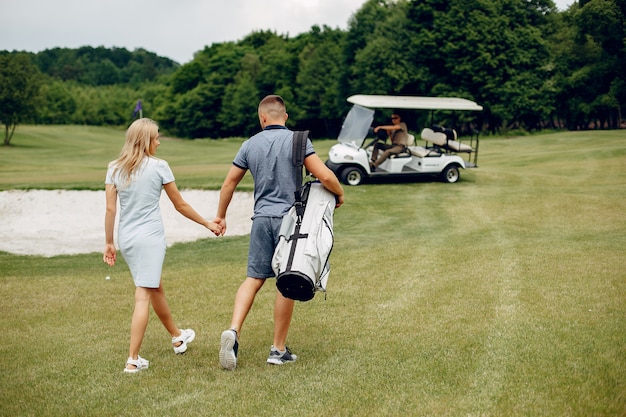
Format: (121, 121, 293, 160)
(104, 118, 221, 373)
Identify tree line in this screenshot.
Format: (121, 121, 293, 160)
(1, 0, 624, 145)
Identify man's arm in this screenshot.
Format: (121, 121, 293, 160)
(213, 165, 247, 235)
(304, 154, 344, 208)
(374, 124, 401, 133)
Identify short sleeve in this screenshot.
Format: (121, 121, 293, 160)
(233, 140, 250, 170)
(158, 160, 175, 185)
(305, 138, 316, 158)
(105, 162, 116, 185)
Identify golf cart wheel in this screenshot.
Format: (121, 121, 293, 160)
(441, 164, 460, 183)
(340, 167, 364, 186)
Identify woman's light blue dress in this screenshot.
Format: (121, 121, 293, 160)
(105, 157, 174, 288)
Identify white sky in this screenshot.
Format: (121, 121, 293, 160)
(1, 0, 575, 65)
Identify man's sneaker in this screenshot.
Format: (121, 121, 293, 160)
(266, 346, 297, 365)
(172, 328, 195, 354)
(219, 329, 238, 370)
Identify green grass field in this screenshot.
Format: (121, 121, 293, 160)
(0, 126, 625, 416)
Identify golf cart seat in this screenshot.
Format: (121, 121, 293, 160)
(421, 127, 447, 146)
(408, 145, 439, 157)
(421, 127, 473, 153)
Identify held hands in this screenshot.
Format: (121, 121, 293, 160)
(204, 219, 226, 236)
(211, 217, 227, 236)
(103, 244, 116, 266)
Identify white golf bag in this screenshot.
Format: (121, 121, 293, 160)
(272, 180, 336, 301)
(271, 130, 337, 301)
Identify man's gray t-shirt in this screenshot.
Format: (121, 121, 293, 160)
(233, 127, 315, 218)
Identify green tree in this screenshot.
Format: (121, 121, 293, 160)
(345, 0, 392, 69)
(295, 26, 349, 137)
(574, 0, 625, 128)
(349, 1, 413, 95)
(171, 61, 205, 95)
(68, 84, 141, 125)
(217, 72, 260, 137)
(38, 80, 76, 124)
(33, 46, 178, 86)
(402, 0, 554, 132)
(88, 58, 120, 85)
(170, 81, 223, 138)
(548, 0, 624, 129)
(0, 53, 43, 145)
(161, 42, 249, 136)
(245, 31, 297, 98)
(140, 83, 170, 124)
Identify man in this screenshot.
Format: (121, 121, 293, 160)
(213, 94, 345, 370)
(370, 113, 409, 171)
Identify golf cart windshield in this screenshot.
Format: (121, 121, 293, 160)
(337, 104, 374, 147)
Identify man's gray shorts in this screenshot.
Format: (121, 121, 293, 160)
(247, 216, 282, 279)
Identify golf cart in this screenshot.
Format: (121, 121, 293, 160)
(325, 95, 483, 186)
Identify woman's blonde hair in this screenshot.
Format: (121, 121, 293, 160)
(111, 118, 159, 188)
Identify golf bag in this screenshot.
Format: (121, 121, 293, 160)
(272, 131, 336, 301)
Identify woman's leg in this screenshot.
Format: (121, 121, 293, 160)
(150, 282, 180, 338)
(128, 286, 151, 363)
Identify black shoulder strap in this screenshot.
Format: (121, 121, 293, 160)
(292, 130, 309, 217)
(292, 130, 309, 194)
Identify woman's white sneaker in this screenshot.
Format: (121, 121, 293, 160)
(172, 328, 196, 354)
(124, 355, 149, 373)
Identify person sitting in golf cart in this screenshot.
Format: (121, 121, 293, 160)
(370, 113, 409, 171)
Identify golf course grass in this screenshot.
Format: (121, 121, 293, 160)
(0, 126, 624, 416)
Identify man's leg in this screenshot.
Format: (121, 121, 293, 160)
(371, 144, 380, 161)
(230, 277, 265, 334)
(373, 145, 404, 168)
(371, 143, 390, 162)
(220, 277, 265, 370)
(272, 290, 295, 351)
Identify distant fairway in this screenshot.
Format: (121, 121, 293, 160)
(0, 126, 624, 416)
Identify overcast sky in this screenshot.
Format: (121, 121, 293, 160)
(1, 0, 575, 65)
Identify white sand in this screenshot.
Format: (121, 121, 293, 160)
(0, 189, 254, 257)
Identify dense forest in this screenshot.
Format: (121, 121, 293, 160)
(1, 0, 624, 141)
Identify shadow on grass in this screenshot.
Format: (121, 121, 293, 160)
(360, 172, 477, 185)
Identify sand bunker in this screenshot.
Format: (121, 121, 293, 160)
(0, 189, 254, 257)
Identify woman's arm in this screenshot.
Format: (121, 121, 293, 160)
(163, 181, 222, 235)
(103, 184, 118, 266)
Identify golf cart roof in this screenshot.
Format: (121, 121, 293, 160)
(347, 94, 483, 111)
